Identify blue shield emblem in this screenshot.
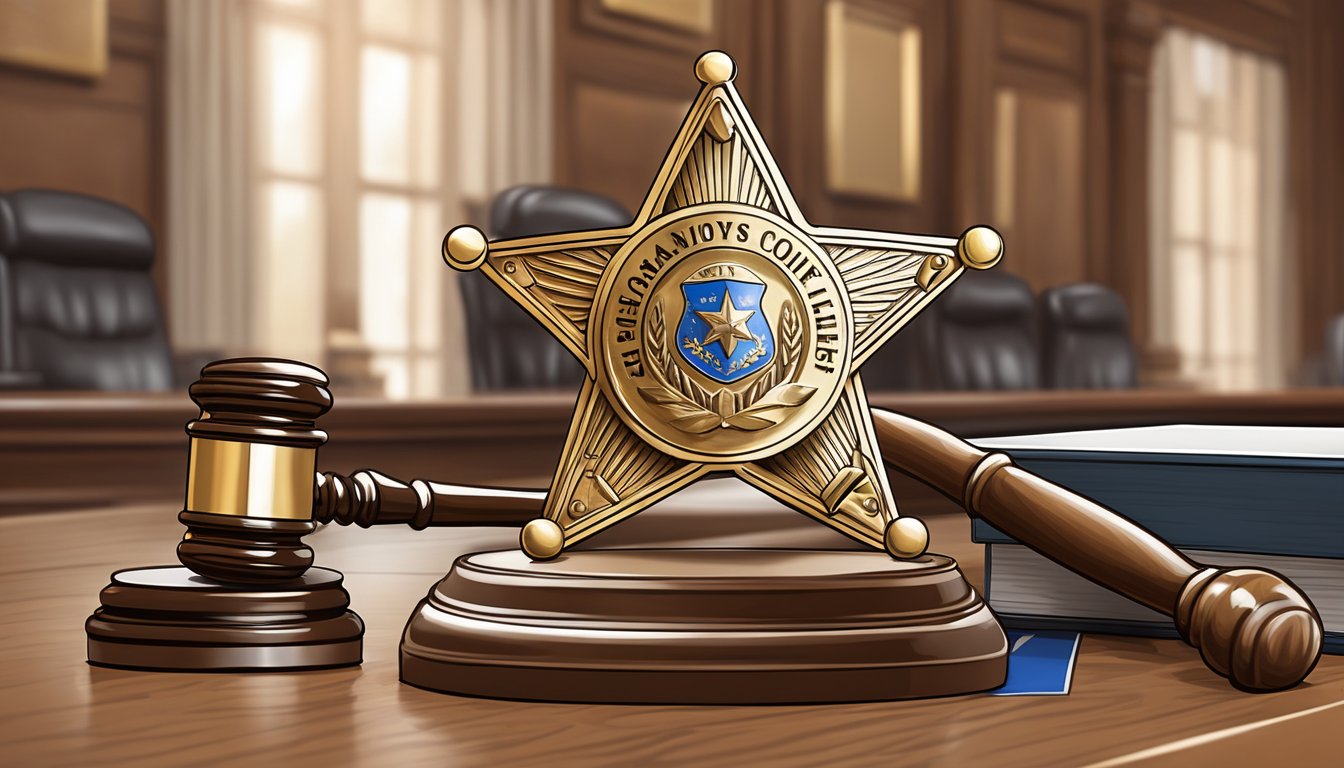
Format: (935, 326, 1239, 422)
(676, 276, 775, 383)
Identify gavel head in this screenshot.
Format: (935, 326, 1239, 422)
(1177, 567, 1323, 692)
(176, 358, 331, 584)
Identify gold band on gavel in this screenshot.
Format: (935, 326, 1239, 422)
(185, 437, 316, 520)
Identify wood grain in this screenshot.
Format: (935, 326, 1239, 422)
(872, 408, 1323, 692)
(2, 486, 1341, 766)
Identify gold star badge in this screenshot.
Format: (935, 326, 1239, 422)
(695, 293, 755, 356)
(444, 51, 1002, 561)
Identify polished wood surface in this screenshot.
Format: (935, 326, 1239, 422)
(401, 549, 1005, 703)
(175, 359, 334, 583)
(5, 388, 1344, 514)
(873, 409, 1322, 692)
(86, 565, 363, 672)
(4, 493, 1343, 767)
(314, 469, 544, 529)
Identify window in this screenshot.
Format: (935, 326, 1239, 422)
(251, 0, 448, 398)
(1149, 29, 1291, 390)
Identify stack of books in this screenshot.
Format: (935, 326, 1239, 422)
(970, 425, 1344, 653)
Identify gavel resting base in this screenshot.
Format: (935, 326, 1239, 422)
(85, 566, 364, 671)
(400, 548, 1007, 703)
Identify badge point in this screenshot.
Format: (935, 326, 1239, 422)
(443, 225, 489, 272)
(957, 226, 1004, 270)
(695, 50, 736, 85)
(885, 516, 930, 559)
(520, 518, 565, 561)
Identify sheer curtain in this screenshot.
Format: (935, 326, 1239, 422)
(1148, 28, 1291, 390)
(165, 0, 553, 397)
(165, 0, 253, 364)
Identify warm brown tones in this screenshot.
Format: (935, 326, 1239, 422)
(314, 469, 543, 529)
(176, 358, 333, 583)
(0, 0, 165, 288)
(86, 565, 363, 672)
(6, 389, 1344, 516)
(402, 548, 1007, 703)
(6, 502, 1341, 765)
(871, 408, 1322, 692)
(553, 0, 1344, 368)
(85, 358, 365, 673)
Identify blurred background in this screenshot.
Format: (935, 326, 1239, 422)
(0, 0, 1341, 400)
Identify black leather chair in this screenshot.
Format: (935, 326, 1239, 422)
(0, 189, 172, 391)
(1041, 283, 1138, 389)
(1325, 314, 1344, 387)
(930, 270, 1040, 390)
(859, 311, 942, 391)
(460, 186, 631, 390)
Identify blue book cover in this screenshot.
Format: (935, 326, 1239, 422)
(970, 425, 1344, 558)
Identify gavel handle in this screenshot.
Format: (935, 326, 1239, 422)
(871, 408, 1322, 693)
(313, 470, 542, 528)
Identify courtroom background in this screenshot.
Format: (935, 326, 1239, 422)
(1, 0, 1340, 403)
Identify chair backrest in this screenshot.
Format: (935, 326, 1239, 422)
(0, 189, 172, 391)
(460, 186, 632, 390)
(1041, 283, 1138, 389)
(858, 310, 942, 391)
(932, 270, 1040, 390)
(1325, 314, 1344, 387)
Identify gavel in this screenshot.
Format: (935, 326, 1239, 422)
(177, 359, 1321, 692)
(176, 358, 543, 584)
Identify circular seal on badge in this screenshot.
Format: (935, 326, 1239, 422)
(592, 203, 853, 462)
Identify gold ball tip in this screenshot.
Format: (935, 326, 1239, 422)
(695, 51, 736, 85)
(958, 226, 1003, 270)
(520, 518, 565, 561)
(443, 225, 488, 272)
(884, 517, 929, 560)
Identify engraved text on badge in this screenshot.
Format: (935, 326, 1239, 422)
(593, 203, 854, 462)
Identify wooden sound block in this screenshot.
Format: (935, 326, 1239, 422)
(400, 548, 1007, 703)
(86, 566, 364, 672)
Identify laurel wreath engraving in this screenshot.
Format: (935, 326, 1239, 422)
(680, 335, 723, 370)
(639, 300, 815, 433)
(681, 333, 768, 375)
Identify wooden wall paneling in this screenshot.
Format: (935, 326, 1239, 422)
(773, 0, 949, 233)
(823, 1, 923, 204)
(553, 0, 746, 212)
(997, 0, 1089, 72)
(992, 75, 1089, 291)
(1156, 0, 1295, 58)
(1104, 0, 1162, 363)
(1291, 0, 1344, 370)
(951, 0, 996, 232)
(0, 0, 166, 289)
(954, 0, 1105, 294)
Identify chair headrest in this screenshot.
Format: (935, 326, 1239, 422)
(1042, 283, 1129, 331)
(937, 270, 1035, 324)
(490, 186, 632, 239)
(0, 189, 154, 269)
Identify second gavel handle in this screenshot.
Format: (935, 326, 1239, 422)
(313, 469, 543, 529)
(871, 407, 1322, 692)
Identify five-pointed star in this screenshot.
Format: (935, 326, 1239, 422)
(442, 51, 1001, 560)
(695, 294, 755, 356)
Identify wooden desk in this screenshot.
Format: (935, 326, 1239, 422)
(4, 388, 1344, 514)
(3, 487, 1341, 767)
